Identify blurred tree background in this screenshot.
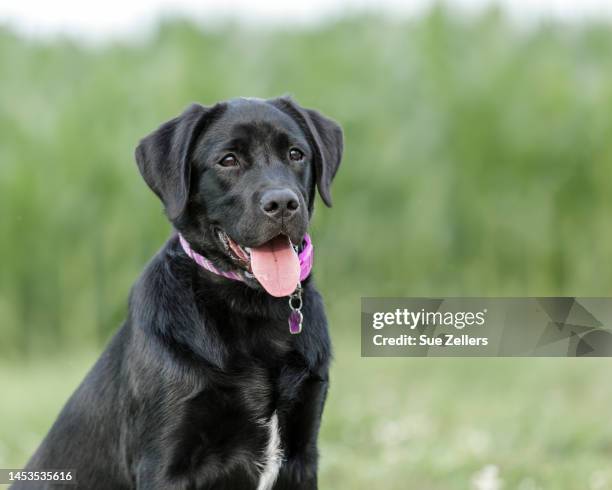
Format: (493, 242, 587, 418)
(1, 6, 612, 489)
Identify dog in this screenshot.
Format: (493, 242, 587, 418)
(16, 97, 343, 489)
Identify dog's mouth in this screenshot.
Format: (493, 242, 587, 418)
(217, 229, 252, 268)
(216, 229, 301, 297)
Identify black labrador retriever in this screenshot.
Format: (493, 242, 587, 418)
(17, 97, 343, 490)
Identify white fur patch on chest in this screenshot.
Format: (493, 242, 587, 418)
(256, 411, 283, 490)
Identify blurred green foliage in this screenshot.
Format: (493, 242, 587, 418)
(2, 7, 612, 355)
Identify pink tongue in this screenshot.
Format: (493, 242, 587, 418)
(250, 235, 300, 297)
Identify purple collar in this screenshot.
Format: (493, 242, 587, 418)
(178, 233, 314, 287)
(178, 233, 313, 334)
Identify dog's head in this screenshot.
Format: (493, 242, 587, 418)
(135, 96, 343, 296)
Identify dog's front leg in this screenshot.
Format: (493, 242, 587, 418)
(273, 461, 318, 490)
(273, 374, 329, 490)
(134, 458, 197, 490)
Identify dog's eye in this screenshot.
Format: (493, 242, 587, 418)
(219, 154, 239, 167)
(289, 148, 304, 162)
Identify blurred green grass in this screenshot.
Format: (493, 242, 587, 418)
(2, 328, 612, 489)
(1, 5, 612, 488)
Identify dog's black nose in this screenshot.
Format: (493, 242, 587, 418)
(260, 189, 300, 219)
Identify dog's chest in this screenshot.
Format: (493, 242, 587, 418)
(254, 410, 282, 490)
(173, 347, 311, 488)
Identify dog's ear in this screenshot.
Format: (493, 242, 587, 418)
(270, 97, 343, 207)
(135, 103, 219, 220)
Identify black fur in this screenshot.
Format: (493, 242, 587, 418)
(16, 97, 343, 490)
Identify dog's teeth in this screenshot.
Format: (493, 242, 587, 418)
(218, 232, 230, 251)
